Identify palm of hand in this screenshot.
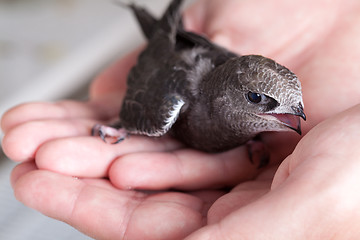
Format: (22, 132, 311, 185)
(2, 0, 360, 239)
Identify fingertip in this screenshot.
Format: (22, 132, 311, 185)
(2, 119, 95, 163)
(1, 102, 55, 133)
(2, 126, 35, 162)
(1, 103, 25, 133)
(109, 152, 180, 190)
(35, 137, 112, 178)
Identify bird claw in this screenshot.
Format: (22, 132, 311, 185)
(246, 139, 270, 168)
(92, 124, 128, 144)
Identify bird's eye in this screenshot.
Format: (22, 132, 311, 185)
(247, 92, 262, 104)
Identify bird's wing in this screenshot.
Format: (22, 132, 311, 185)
(120, 87, 187, 137)
(119, 27, 192, 136)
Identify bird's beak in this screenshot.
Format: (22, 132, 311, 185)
(268, 104, 306, 135)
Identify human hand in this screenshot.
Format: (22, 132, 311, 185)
(6, 105, 360, 240)
(2, 0, 360, 239)
(186, 104, 360, 239)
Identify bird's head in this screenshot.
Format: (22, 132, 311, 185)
(210, 55, 306, 136)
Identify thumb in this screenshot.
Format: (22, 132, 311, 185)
(186, 104, 360, 240)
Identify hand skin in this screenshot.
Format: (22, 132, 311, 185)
(2, 0, 360, 239)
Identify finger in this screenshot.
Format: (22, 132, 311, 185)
(207, 166, 276, 224)
(12, 168, 205, 240)
(1, 100, 120, 133)
(207, 180, 270, 224)
(109, 147, 263, 190)
(34, 136, 182, 178)
(2, 118, 95, 162)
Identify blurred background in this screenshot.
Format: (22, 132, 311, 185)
(0, 0, 172, 239)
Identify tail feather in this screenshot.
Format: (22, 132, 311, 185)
(128, 3, 157, 39)
(117, 0, 184, 40)
(158, 0, 183, 36)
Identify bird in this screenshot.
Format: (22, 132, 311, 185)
(92, 0, 306, 161)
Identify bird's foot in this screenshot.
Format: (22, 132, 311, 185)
(92, 124, 129, 144)
(246, 139, 270, 168)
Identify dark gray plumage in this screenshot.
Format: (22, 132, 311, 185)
(92, 0, 306, 153)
